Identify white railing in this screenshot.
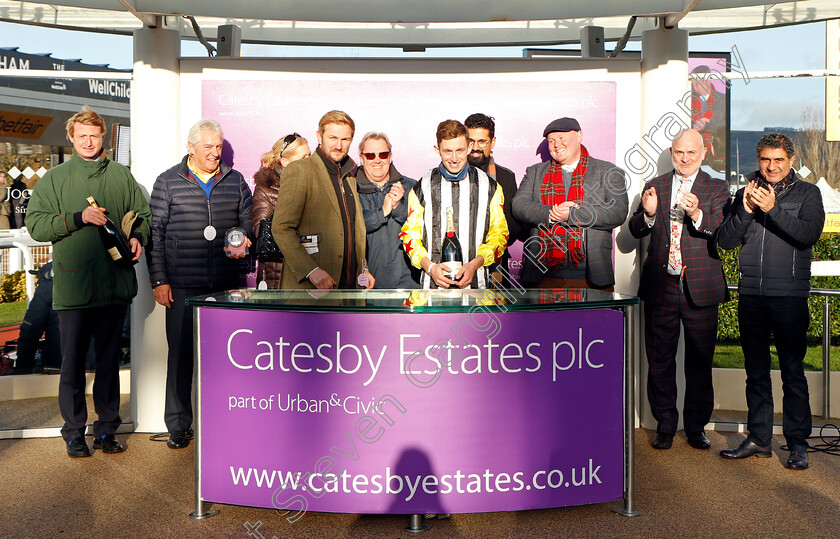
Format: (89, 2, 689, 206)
(0, 230, 51, 301)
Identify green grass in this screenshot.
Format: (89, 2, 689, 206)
(0, 300, 26, 327)
(714, 343, 840, 371)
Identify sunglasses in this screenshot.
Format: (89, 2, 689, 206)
(280, 133, 300, 156)
(362, 151, 391, 160)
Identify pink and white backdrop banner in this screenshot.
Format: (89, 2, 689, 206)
(179, 58, 642, 287)
(181, 58, 641, 184)
(200, 79, 617, 183)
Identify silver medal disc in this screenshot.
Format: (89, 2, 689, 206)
(203, 225, 217, 241)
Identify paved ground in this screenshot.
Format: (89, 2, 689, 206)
(3, 428, 840, 538)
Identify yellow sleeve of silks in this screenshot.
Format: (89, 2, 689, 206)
(477, 187, 508, 266)
(404, 290, 429, 307)
(399, 189, 429, 269)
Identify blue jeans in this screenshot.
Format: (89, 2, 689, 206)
(738, 294, 811, 449)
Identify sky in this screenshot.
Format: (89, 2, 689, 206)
(0, 19, 830, 132)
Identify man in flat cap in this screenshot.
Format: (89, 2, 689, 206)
(512, 117, 628, 289)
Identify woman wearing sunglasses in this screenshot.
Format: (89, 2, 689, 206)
(252, 133, 310, 288)
(355, 132, 420, 288)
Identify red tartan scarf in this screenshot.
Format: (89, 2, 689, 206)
(692, 93, 716, 151)
(691, 92, 715, 122)
(539, 288, 583, 304)
(539, 144, 588, 268)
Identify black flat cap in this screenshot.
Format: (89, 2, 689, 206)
(543, 117, 581, 137)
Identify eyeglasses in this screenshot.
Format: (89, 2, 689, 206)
(279, 133, 300, 156)
(468, 138, 491, 148)
(361, 151, 391, 160)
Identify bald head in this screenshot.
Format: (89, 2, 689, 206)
(670, 129, 706, 178)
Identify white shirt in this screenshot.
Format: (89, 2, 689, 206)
(561, 159, 579, 174)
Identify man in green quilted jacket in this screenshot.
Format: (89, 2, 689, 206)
(26, 106, 151, 458)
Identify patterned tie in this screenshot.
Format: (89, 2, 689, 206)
(668, 177, 692, 272)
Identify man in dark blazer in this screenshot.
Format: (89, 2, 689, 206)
(512, 117, 628, 290)
(629, 129, 729, 451)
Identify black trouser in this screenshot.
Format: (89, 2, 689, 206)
(165, 286, 218, 433)
(739, 294, 811, 449)
(57, 305, 127, 442)
(644, 275, 718, 436)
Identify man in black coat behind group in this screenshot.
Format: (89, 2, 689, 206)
(464, 113, 523, 286)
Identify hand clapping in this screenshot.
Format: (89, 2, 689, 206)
(679, 192, 701, 221)
(745, 181, 775, 213)
(382, 182, 405, 217)
(641, 185, 657, 217)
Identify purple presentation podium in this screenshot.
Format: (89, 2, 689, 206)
(187, 288, 640, 529)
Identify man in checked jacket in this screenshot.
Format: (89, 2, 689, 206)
(628, 129, 729, 451)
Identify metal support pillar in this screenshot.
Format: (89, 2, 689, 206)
(190, 307, 218, 520)
(823, 296, 831, 419)
(405, 514, 432, 533)
(613, 303, 641, 517)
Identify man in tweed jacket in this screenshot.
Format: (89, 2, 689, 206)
(628, 129, 729, 451)
(272, 110, 373, 290)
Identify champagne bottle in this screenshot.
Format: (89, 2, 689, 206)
(441, 206, 463, 278)
(86, 196, 136, 267)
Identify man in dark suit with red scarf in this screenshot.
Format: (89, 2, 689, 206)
(513, 117, 628, 290)
(629, 129, 729, 451)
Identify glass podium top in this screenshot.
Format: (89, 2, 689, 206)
(186, 288, 638, 313)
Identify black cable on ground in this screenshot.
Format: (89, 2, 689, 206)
(780, 423, 840, 455)
(149, 431, 194, 443)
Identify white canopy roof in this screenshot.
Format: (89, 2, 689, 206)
(816, 177, 840, 211)
(2, 0, 839, 48)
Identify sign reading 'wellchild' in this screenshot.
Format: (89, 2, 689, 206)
(198, 308, 624, 515)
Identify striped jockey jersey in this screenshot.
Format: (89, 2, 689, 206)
(412, 167, 499, 289)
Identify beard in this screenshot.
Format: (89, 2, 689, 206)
(467, 151, 489, 168)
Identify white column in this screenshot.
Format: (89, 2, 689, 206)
(638, 25, 690, 431)
(130, 24, 180, 433)
(641, 25, 690, 177)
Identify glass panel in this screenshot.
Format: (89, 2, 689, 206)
(187, 288, 638, 313)
(0, 287, 133, 430)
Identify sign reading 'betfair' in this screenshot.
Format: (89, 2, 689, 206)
(0, 110, 52, 140)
